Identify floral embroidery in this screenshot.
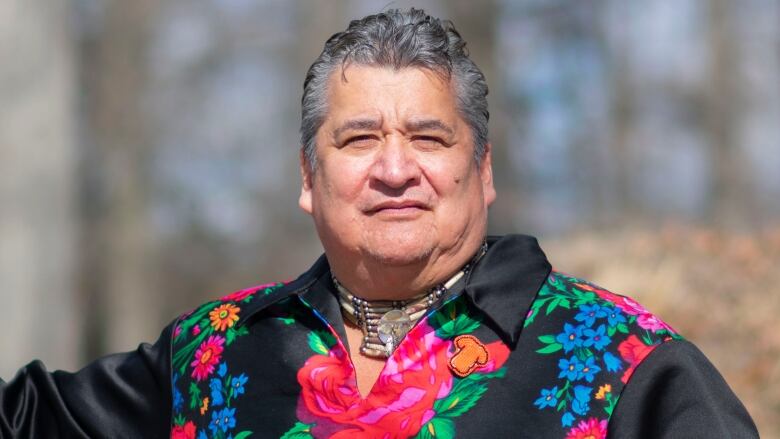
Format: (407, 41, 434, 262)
(170, 268, 684, 438)
(170, 420, 197, 439)
(191, 336, 225, 381)
(170, 282, 285, 439)
(565, 417, 607, 439)
(528, 272, 681, 436)
(281, 297, 509, 438)
(208, 304, 241, 332)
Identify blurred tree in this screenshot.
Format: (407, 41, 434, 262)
(0, 0, 80, 377)
(78, 0, 162, 357)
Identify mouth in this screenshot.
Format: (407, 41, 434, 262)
(367, 200, 429, 216)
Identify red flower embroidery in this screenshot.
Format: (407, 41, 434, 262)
(296, 321, 508, 438)
(565, 417, 607, 439)
(191, 335, 225, 381)
(617, 334, 656, 383)
(170, 421, 196, 439)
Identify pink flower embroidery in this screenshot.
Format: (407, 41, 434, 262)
(565, 417, 607, 439)
(296, 321, 508, 438)
(190, 335, 225, 381)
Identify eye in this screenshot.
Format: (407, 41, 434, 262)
(412, 135, 445, 149)
(343, 135, 378, 148)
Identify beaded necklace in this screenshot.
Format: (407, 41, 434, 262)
(334, 242, 487, 358)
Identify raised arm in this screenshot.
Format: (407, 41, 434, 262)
(0, 322, 174, 438)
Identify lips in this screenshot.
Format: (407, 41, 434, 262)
(367, 200, 429, 214)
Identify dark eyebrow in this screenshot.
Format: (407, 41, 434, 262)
(405, 118, 454, 135)
(332, 118, 382, 139)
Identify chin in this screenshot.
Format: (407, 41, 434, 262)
(360, 229, 435, 266)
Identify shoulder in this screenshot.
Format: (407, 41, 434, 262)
(171, 281, 291, 342)
(170, 255, 329, 350)
(608, 337, 759, 436)
(528, 270, 679, 338)
(524, 270, 684, 428)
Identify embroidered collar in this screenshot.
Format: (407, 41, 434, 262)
(237, 235, 552, 346)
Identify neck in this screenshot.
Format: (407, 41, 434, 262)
(328, 237, 485, 301)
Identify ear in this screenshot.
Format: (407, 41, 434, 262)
(480, 142, 496, 207)
(298, 150, 313, 215)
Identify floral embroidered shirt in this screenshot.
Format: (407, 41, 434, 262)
(0, 235, 758, 438)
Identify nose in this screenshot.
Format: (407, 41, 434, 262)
(369, 137, 421, 189)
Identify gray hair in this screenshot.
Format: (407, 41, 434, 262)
(300, 8, 489, 169)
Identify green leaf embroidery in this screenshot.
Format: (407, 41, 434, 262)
(307, 330, 336, 355)
(417, 417, 455, 438)
(233, 432, 253, 439)
(536, 342, 563, 354)
(175, 301, 220, 341)
(537, 334, 556, 344)
(431, 299, 481, 338)
(281, 422, 315, 439)
(188, 382, 201, 410)
(574, 292, 597, 306)
(434, 381, 488, 418)
(262, 283, 284, 295)
(225, 327, 238, 345)
(277, 317, 296, 325)
(607, 326, 617, 337)
(545, 297, 561, 315)
(617, 323, 629, 334)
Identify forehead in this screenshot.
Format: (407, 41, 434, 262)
(322, 65, 461, 126)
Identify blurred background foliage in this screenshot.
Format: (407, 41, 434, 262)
(1, 0, 778, 435)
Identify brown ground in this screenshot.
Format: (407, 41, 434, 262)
(543, 224, 780, 438)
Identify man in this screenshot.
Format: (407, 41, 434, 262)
(0, 8, 758, 439)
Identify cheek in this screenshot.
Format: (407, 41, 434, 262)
(421, 158, 476, 197)
(315, 160, 368, 204)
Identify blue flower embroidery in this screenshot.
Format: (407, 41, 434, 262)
(556, 323, 585, 352)
(561, 411, 575, 427)
(210, 407, 237, 434)
(217, 362, 228, 377)
(210, 377, 224, 407)
(558, 356, 583, 381)
(583, 324, 611, 351)
(231, 373, 248, 397)
(575, 304, 607, 327)
(534, 386, 559, 409)
(603, 351, 623, 372)
(172, 373, 184, 411)
(605, 306, 626, 327)
(571, 385, 592, 415)
(579, 356, 601, 382)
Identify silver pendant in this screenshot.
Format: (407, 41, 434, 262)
(377, 309, 412, 356)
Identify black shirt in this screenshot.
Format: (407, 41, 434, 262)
(0, 235, 758, 438)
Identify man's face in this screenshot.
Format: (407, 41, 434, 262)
(299, 66, 495, 267)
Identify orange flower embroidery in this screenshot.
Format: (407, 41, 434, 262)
(209, 304, 241, 331)
(199, 396, 209, 415)
(595, 384, 612, 400)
